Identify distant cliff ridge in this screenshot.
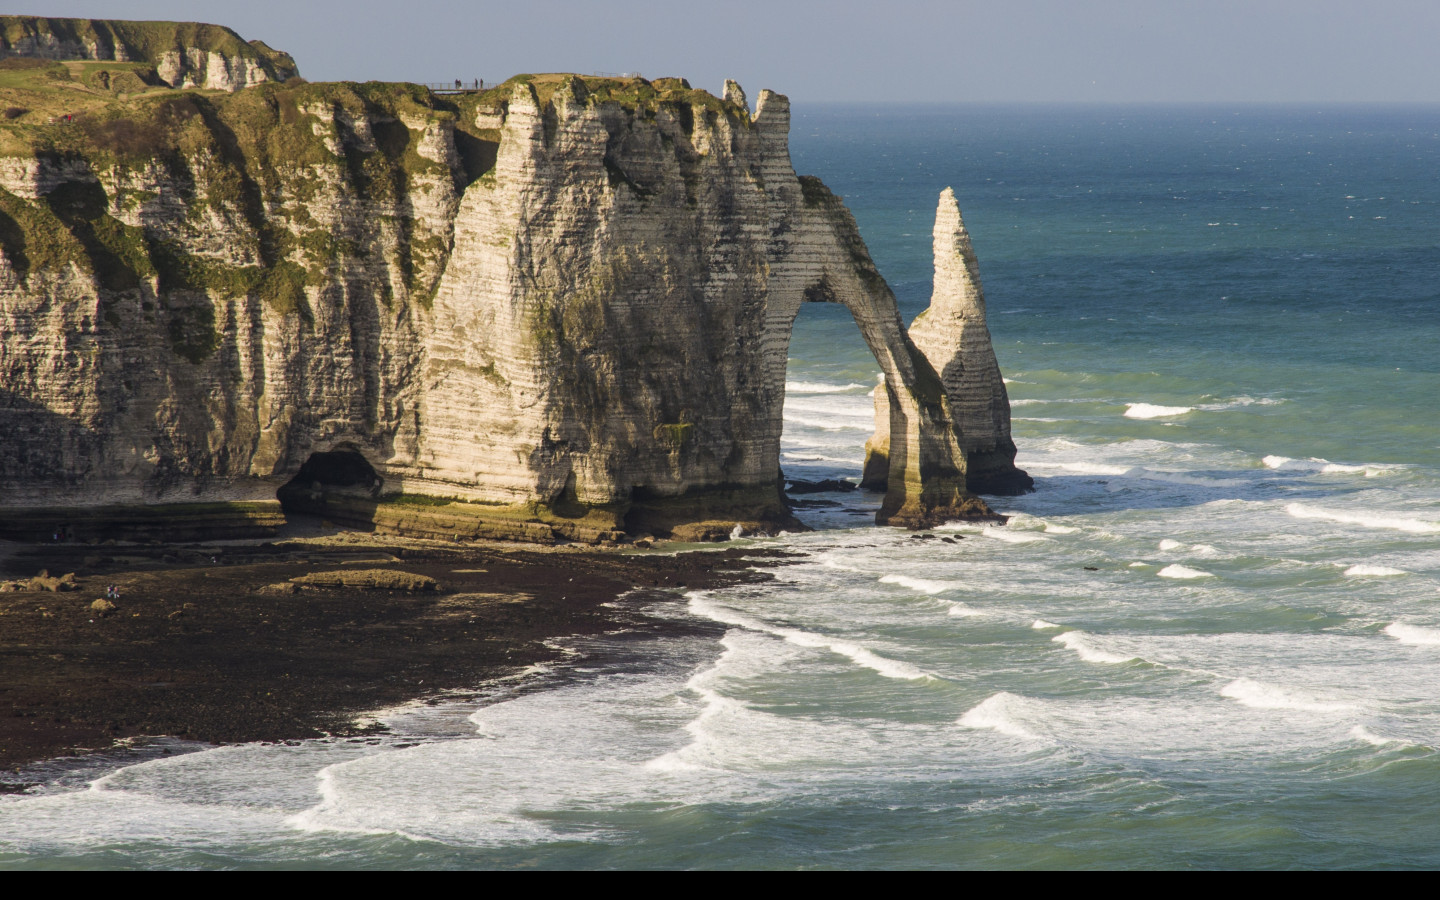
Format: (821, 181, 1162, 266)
(0, 16, 298, 91)
(0, 22, 1028, 544)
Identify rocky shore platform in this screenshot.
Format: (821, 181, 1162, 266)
(0, 528, 791, 778)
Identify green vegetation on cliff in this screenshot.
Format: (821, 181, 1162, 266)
(0, 51, 749, 368)
(0, 67, 468, 356)
(0, 16, 298, 80)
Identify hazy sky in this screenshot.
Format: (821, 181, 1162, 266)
(33, 0, 1440, 103)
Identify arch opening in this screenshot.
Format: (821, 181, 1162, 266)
(779, 302, 885, 528)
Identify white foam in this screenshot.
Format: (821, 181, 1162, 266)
(1044, 524, 1080, 534)
(1286, 503, 1440, 534)
(1158, 564, 1214, 580)
(782, 414, 872, 432)
(1124, 403, 1194, 419)
(1200, 396, 1286, 411)
(946, 602, 985, 618)
(687, 594, 934, 681)
(957, 693, 1042, 740)
(785, 381, 869, 394)
(1031, 619, 1061, 630)
(1265, 456, 1391, 478)
(1383, 623, 1440, 646)
(1027, 461, 1133, 476)
(1052, 631, 1137, 665)
(1350, 725, 1406, 747)
(1129, 562, 1150, 568)
(981, 527, 1049, 544)
(1159, 539, 1184, 551)
(1219, 678, 1355, 713)
(1345, 565, 1409, 578)
(879, 575, 959, 595)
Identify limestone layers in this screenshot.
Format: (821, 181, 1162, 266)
(0, 38, 1021, 542)
(864, 189, 1033, 496)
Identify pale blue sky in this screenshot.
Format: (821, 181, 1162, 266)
(30, 0, 1440, 102)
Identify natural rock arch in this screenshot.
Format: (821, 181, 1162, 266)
(0, 61, 1029, 543)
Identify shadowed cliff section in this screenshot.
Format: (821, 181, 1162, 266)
(0, 24, 1024, 543)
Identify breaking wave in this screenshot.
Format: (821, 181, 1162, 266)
(1220, 679, 1356, 713)
(879, 575, 960, 595)
(785, 381, 870, 394)
(687, 593, 935, 681)
(1125, 403, 1194, 419)
(1345, 565, 1409, 578)
(1158, 565, 1215, 580)
(1052, 631, 1138, 664)
(1383, 623, 1440, 646)
(1286, 504, 1440, 534)
(958, 693, 1043, 740)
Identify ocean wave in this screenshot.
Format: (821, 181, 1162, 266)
(1219, 678, 1356, 712)
(782, 414, 872, 432)
(1026, 461, 1133, 476)
(1264, 456, 1392, 477)
(957, 693, 1043, 740)
(1345, 565, 1409, 578)
(1350, 725, 1408, 747)
(946, 602, 985, 618)
(1286, 503, 1440, 534)
(1158, 564, 1215, 580)
(879, 575, 959, 595)
(687, 593, 934, 681)
(1383, 623, 1440, 646)
(1031, 619, 1061, 630)
(1052, 631, 1138, 664)
(1044, 524, 1080, 534)
(1125, 403, 1194, 419)
(1159, 539, 1184, 551)
(1201, 396, 1286, 410)
(785, 381, 870, 394)
(781, 452, 861, 465)
(981, 527, 1050, 544)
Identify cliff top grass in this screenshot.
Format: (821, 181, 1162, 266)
(455, 73, 748, 122)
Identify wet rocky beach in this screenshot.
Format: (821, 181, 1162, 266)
(0, 530, 788, 779)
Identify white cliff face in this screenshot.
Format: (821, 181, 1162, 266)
(900, 189, 1032, 495)
(1, 73, 1010, 541)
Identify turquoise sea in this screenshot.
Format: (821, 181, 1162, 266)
(4, 104, 1440, 869)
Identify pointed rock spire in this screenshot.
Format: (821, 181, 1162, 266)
(906, 188, 1033, 495)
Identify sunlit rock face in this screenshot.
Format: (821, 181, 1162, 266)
(0, 62, 1012, 542)
(904, 189, 1033, 496)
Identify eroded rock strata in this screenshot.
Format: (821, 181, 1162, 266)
(0, 23, 1025, 543)
(864, 189, 1033, 496)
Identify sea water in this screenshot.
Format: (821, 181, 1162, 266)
(3, 105, 1439, 869)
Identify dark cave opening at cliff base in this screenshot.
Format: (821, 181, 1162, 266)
(780, 303, 885, 521)
(276, 449, 382, 519)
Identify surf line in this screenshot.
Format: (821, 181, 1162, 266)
(685, 592, 941, 682)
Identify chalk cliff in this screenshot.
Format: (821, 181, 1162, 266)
(864, 189, 1032, 495)
(0, 17, 298, 92)
(0, 24, 1020, 543)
